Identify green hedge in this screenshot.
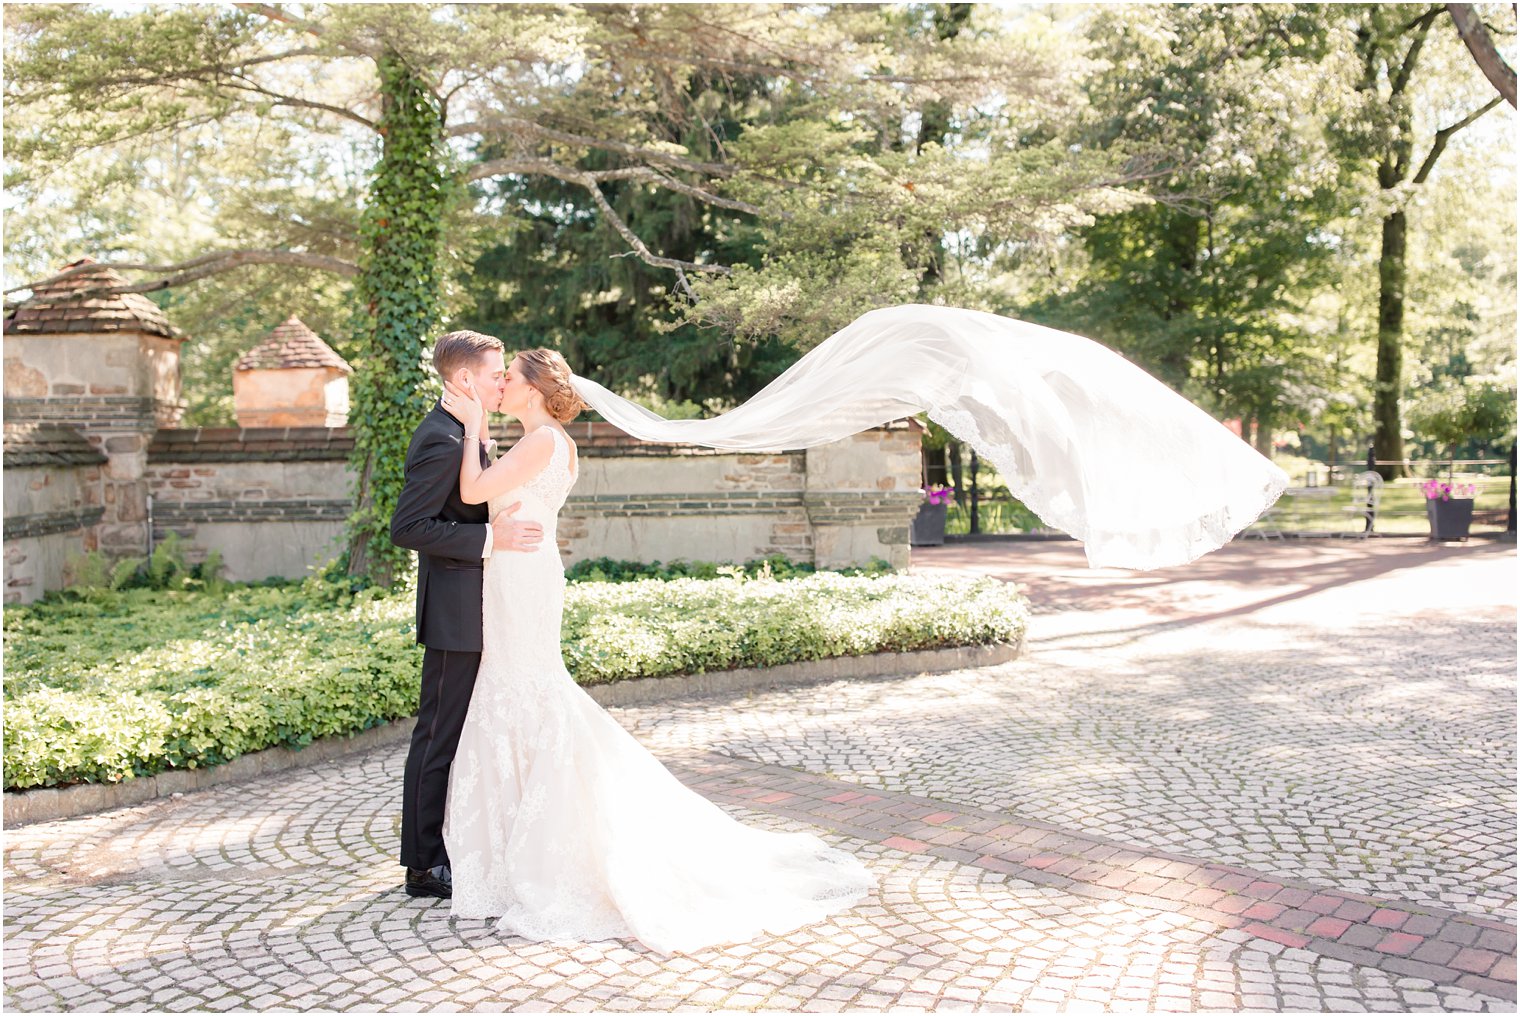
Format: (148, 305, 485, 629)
(3, 572, 1027, 791)
(563, 553, 892, 583)
(561, 571, 1026, 683)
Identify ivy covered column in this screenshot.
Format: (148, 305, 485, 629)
(345, 54, 451, 585)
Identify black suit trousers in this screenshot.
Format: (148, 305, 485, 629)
(400, 645, 481, 870)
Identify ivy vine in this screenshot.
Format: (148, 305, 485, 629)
(344, 53, 452, 585)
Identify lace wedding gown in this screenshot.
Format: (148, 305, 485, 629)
(443, 427, 874, 954)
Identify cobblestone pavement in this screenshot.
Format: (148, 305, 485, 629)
(5, 539, 1515, 1012)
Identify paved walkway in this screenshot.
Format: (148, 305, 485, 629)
(4, 538, 1515, 1012)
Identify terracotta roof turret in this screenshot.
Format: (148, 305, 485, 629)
(2, 257, 179, 339)
(235, 316, 352, 373)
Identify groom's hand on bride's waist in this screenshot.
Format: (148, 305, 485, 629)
(491, 502, 544, 553)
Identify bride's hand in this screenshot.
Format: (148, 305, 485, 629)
(442, 379, 485, 434)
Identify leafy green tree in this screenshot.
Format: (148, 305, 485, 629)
(1330, 2, 1507, 477)
(5, 2, 1143, 581)
(1407, 377, 1518, 459)
(1009, 3, 1353, 456)
(453, 71, 800, 409)
(1002, 3, 1513, 474)
(678, 4, 1147, 348)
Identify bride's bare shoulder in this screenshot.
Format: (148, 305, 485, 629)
(504, 426, 555, 461)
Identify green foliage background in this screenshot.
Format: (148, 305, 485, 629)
(3, 2, 1515, 576)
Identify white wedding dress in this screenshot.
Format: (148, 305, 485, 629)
(443, 427, 874, 954)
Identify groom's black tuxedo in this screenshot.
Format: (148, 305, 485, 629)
(389, 402, 493, 871)
(391, 404, 492, 651)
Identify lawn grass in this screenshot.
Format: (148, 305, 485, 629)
(942, 461, 1511, 538)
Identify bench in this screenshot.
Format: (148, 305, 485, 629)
(1250, 470, 1383, 539)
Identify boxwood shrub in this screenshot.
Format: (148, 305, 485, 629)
(3, 571, 1026, 791)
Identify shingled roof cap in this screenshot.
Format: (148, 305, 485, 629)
(2, 257, 180, 339)
(235, 316, 352, 373)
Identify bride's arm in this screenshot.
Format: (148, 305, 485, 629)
(444, 380, 555, 505)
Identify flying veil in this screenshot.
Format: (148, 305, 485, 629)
(569, 304, 1289, 571)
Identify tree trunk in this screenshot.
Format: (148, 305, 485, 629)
(346, 55, 450, 584)
(1508, 440, 1516, 533)
(1373, 208, 1408, 480)
(948, 440, 965, 507)
(911, 3, 972, 292)
(1254, 412, 1275, 459)
(1446, 3, 1517, 108)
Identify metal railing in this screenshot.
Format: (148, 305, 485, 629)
(940, 446, 1517, 538)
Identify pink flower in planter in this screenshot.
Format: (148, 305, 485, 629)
(920, 484, 957, 506)
(1419, 479, 1478, 501)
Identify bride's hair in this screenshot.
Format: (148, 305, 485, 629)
(515, 348, 586, 423)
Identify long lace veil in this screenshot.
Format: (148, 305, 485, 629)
(569, 304, 1288, 570)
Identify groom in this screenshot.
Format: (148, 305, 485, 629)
(389, 329, 544, 899)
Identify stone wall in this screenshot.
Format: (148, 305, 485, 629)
(556, 421, 922, 569)
(4, 330, 184, 426)
(145, 428, 355, 583)
(4, 418, 922, 599)
(2, 424, 108, 603)
(139, 420, 922, 582)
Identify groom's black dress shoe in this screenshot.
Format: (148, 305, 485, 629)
(405, 864, 452, 899)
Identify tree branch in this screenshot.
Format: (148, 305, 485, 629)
(448, 115, 735, 178)
(1391, 7, 1444, 96)
(1412, 94, 1506, 183)
(1399, 5, 1449, 34)
(572, 175, 730, 291)
(232, 3, 324, 37)
(1447, 3, 1518, 107)
(467, 158, 768, 217)
(222, 75, 377, 130)
(5, 46, 329, 104)
(626, 166, 770, 218)
(232, 3, 384, 59)
(4, 250, 359, 300)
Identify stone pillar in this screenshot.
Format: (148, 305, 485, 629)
(3, 258, 186, 561)
(233, 316, 352, 427)
(803, 420, 923, 569)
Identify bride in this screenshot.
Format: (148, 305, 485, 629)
(438, 348, 874, 957)
(436, 304, 1288, 955)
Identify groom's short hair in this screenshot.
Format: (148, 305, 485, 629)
(433, 330, 504, 379)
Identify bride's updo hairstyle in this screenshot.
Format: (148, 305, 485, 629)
(516, 348, 587, 424)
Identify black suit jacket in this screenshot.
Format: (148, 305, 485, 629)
(390, 403, 492, 651)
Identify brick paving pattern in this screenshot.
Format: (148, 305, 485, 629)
(626, 618, 1515, 921)
(4, 540, 1515, 1011)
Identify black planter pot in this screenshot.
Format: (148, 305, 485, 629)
(911, 501, 948, 546)
(1427, 498, 1474, 541)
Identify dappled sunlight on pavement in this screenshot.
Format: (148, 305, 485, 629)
(912, 537, 1515, 634)
(4, 539, 1514, 1011)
